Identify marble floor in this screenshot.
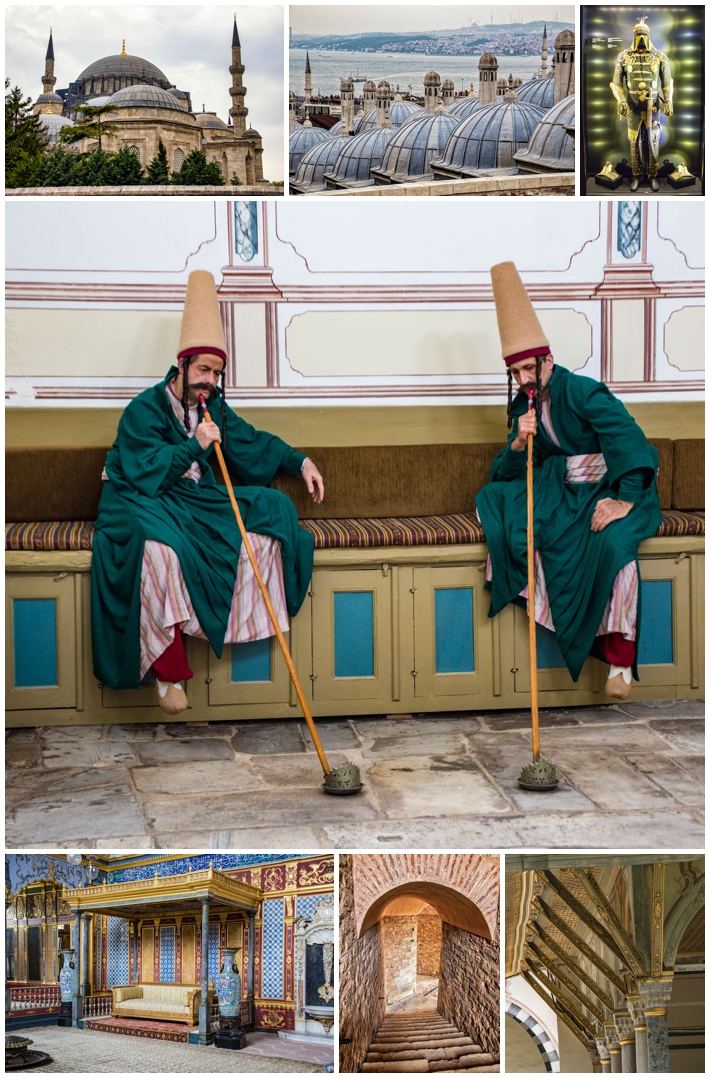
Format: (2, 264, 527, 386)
(12, 1025, 326, 1072)
(5, 700, 704, 849)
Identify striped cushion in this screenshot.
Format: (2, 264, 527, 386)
(5, 510, 705, 552)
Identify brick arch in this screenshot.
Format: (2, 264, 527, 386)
(354, 854, 498, 941)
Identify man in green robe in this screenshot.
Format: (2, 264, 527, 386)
(91, 271, 323, 711)
(476, 262, 661, 696)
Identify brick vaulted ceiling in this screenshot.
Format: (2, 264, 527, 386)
(353, 854, 499, 941)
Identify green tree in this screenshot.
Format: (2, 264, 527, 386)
(145, 138, 170, 184)
(72, 147, 113, 186)
(5, 80, 49, 187)
(105, 145, 144, 185)
(230, 172, 243, 186)
(35, 145, 79, 187)
(171, 148, 225, 186)
(59, 101, 120, 151)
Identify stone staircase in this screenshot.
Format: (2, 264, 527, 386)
(361, 1013, 499, 1073)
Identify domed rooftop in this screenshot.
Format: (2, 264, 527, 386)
(341, 77, 354, 92)
(355, 98, 422, 131)
(291, 135, 350, 193)
(433, 98, 545, 174)
(516, 76, 555, 109)
(327, 119, 344, 136)
(424, 71, 441, 86)
(479, 53, 497, 67)
(193, 110, 228, 130)
(514, 93, 575, 173)
(325, 126, 395, 186)
(107, 84, 190, 111)
(36, 92, 63, 105)
(38, 113, 74, 144)
(442, 78, 455, 90)
(289, 122, 329, 174)
(363, 79, 376, 91)
(77, 53, 170, 86)
(447, 95, 481, 118)
(375, 108, 462, 184)
(555, 29, 575, 47)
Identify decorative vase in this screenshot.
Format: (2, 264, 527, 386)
(59, 949, 75, 1003)
(215, 947, 242, 1020)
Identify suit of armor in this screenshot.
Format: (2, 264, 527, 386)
(610, 18, 672, 189)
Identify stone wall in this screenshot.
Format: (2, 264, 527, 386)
(312, 173, 575, 197)
(417, 914, 442, 978)
(6, 185, 282, 197)
(438, 924, 500, 1055)
(382, 916, 417, 1003)
(339, 854, 385, 1073)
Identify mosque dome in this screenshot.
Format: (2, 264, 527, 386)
(375, 108, 461, 183)
(424, 71, 441, 87)
(363, 79, 376, 92)
(288, 122, 329, 173)
(38, 112, 75, 144)
(341, 77, 354, 92)
(433, 98, 545, 174)
(327, 119, 344, 136)
(515, 76, 555, 109)
(77, 53, 170, 87)
(75, 95, 112, 109)
(325, 125, 395, 186)
(36, 92, 63, 106)
(167, 87, 189, 111)
(193, 110, 229, 130)
(514, 93, 575, 173)
(291, 135, 350, 192)
(446, 95, 481, 118)
(355, 98, 422, 131)
(442, 78, 455, 91)
(107, 84, 190, 111)
(479, 53, 497, 67)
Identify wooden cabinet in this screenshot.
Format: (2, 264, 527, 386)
(6, 572, 78, 710)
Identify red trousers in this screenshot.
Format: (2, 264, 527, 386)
(152, 630, 193, 682)
(596, 632, 636, 668)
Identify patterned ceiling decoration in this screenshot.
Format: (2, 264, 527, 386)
(677, 904, 704, 956)
(7, 854, 86, 894)
(108, 854, 302, 883)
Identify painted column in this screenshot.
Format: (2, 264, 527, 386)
(247, 911, 256, 1024)
(595, 1029, 612, 1074)
(198, 899, 212, 1045)
(627, 995, 648, 1074)
(80, 914, 91, 996)
(637, 978, 674, 1072)
(614, 1011, 637, 1072)
(131, 921, 139, 986)
(71, 913, 81, 1024)
(604, 1021, 622, 1073)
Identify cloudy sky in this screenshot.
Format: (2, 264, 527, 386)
(6, 5, 285, 180)
(290, 5, 574, 35)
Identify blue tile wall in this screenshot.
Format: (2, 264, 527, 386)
(207, 923, 221, 984)
(109, 854, 301, 883)
(159, 927, 175, 983)
(261, 899, 284, 998)
(295, 894, 330, 920)
(107, 917, 129, 988)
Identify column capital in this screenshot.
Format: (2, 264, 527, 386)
(595, 1033, 611, 1064)
(603, 1020, 620, 1052)
(625, 993, 646, 1028)
(613, 1009, 635, 1043)
(637, 975, 674, 1016)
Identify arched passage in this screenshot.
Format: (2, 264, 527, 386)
(360, 880, 492, 939)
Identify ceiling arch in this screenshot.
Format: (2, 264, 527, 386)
(359, 880, 491, 939)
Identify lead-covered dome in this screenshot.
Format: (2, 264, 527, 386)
(35, 92, 63, 106)
(433, 97, 545, 174)
(515, 77, 555, 110)
(375, 108, 461, 183)
(355, 98, 422, 131)
(193, 110, 228, 130)
(514, 93, 575, 173)
(77, 53, 170, 86)
(291, 135, 350, 192)
(38, 113, 75, 144)
(325, 125, 395, 186)
(446, 95, 481, 118)
(107, 84, 190, 111)
(288, 122, 329, 173)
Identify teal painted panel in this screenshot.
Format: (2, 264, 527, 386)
(435, 588, 474, 673)
(536, 623, 567, 670)
(638, 580, 673, 665)
(13, 598, 58, 687)
(231, 637, 271, 683)
(334, 592, 374, 677)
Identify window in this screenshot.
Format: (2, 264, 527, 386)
(128, 145, 141, 161)
(173, 147, 184, 170)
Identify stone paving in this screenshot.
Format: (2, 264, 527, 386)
(5, 700, 704, 849)
(15, 1024, 326, 1071)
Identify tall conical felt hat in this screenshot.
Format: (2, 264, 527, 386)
(177, 270, 227, 361)
(490, 261, 550, 366)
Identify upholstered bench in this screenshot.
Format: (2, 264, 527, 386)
(6, 440, 704, 725)
(111, 983, 209, 1024)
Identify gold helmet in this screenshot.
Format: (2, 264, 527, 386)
(633, 16, 652, 51)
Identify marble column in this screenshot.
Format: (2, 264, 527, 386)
(627, 995, 648, 1073)
(71, 913, 81, 1024)
(637, 978, 674, 1073)
(614, 1010, 636, 1072)
(605, 1021, 622, 1073)
(131, 921, 139, 985)
(586, 1044, 603, 1072)
(595, 1029, 612, 1074)
(80, 914, 91, 996)
(198, 899, 213, 1045)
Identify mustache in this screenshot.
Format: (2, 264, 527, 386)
(189, 382, 217, 394)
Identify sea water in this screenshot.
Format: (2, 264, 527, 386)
(290, 49, 544, 99)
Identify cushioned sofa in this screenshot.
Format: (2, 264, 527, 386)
(111, 983, 210, 1024)
(5, 440, 704, 726)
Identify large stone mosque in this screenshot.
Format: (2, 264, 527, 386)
(289, 26, 574, 195)
(33, 18, 266, 184)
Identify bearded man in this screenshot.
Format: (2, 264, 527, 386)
(91, 270, 323, 713)
(476, 262, 662, 699)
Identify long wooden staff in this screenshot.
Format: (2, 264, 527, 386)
(199, 396, 331, 777)
(527, 389, 540, 763)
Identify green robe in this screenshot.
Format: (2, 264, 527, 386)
(476, 365, 661, 681)
(91, 368, 313, 690)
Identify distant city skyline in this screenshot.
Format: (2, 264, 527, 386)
(290, 5, 574, 36)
